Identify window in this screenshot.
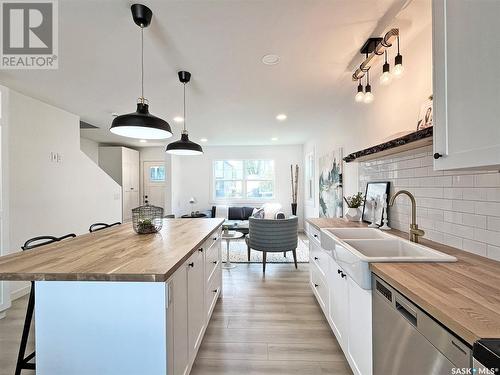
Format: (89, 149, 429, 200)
(213, 160, 274, 200)
(149, 166, 165, 182)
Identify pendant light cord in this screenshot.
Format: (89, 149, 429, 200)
(141, 27, 144, 101)
(183, 83, 187, 132)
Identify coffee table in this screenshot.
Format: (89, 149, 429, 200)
(221, 230, 244, 269)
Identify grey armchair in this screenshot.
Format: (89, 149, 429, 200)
(245, 216, 298, 272)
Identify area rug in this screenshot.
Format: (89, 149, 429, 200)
(222, 236, 310, 263)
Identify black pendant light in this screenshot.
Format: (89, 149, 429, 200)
(110, 4, 172, 140)
(166, 71, 203, 155)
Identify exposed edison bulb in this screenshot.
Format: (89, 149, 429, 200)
(393, 63, 404, 77)
(380, 71, 392, 85)
(394, 54, 404, 77)
(363, 91, 374, 104)
(354, 82, 364, 102)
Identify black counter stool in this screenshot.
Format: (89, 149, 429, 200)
(15, 233, 76, 375)
(89, 222, 121, 233)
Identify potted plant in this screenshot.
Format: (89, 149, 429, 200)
(344, 192, 364, 222)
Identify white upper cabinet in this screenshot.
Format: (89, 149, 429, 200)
(433, 0, 500, 170)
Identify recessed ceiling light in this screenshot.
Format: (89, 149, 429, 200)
(139, 139, 147, 143)
(173, 116, 184, 123)
(262, 54, 280, 65)
(271, 137, 278, 141)
(276, 114, 287, 121)
(200, 138, 208, 142)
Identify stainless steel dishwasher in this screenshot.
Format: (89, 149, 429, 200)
(372, 275, 471, 375)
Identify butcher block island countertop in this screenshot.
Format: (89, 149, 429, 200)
(307, 218, 500, 345)
(0, 218, 224, 282)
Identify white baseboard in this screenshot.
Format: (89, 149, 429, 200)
(11, 284, 30, 300)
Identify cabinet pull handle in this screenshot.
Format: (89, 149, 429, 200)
(314, 283, 319, 288)
(188, 262, 194, 268)
(341, 272, 346, 279)
(313, 234, 318, 238)
(198, 248, 203, 252)
(212, 261, 217, 265)
(212, 288, 218, 293)
(213, 237, 217, 241)
(337, 269, 342, 274)
(314, 256, 319, 260)
(433, 153, 443, 159)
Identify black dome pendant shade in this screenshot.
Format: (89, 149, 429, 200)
(166, 71, 203, 155)
(110, 4, 172, 140)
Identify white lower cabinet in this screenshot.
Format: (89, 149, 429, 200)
(309, 239, 372, 375)
(167, 228, 222, 375)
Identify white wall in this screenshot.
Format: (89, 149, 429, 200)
(139, 147, 172, 214)
(304, 1, 432, 219)
(80, 137, 99, 164)
(3, 88, 122, 299)
(171, 145, 304, 228)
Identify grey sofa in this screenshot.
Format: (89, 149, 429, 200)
(245, 216, 298, 272)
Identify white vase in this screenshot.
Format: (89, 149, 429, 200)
(345, 207, 362, 222)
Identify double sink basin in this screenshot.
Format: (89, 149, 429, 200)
(320, 228, 457, 290)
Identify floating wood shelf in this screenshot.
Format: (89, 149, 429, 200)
(343, 127, 433, 163)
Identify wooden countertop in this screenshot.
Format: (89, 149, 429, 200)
(0, 218, 224, 282)
(306, 218, 500, 345)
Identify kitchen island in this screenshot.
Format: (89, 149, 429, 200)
(0, 218, 224, 375)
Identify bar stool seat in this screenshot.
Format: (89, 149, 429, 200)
(15, 233, 76, 375)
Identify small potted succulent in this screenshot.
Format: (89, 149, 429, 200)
(344, 192, 364, 222)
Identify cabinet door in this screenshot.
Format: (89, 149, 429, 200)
(167, 267, 189, 375)
(328, 258, 348, 348)
(433, 0, 500, 170)
(122, 148, 140, 192)
(347, 277, 372, 375)
(187, 250, 205, 357)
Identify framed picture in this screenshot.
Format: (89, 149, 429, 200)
(417, 96, 433, 131)
(362, 182, 390, 226)
(318, 148, 343, 218)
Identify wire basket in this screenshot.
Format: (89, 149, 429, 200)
(132, 204, 164, 234)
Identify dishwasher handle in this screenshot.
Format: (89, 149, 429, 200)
(395, 296, 417, 327)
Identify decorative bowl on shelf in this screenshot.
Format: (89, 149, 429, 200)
(132, 204, 164, 234)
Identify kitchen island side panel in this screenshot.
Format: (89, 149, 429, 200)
(35, 281, 168, 375)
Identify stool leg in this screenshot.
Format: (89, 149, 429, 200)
(15, 282, 35, 375)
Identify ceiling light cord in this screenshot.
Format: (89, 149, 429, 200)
(183, 83, 187, 133)
(141, 27, 144, 101)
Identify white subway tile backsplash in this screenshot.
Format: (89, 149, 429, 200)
(474, 201, 500, 217)
(474, 173, 500, 187)
(488, 245, 500, 261)
(359, 145, 500, 261)
(452, 175, 474, 187)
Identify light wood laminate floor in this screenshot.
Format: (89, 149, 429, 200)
(191, 263, 352, 375)
(0, 264, 351, 375)
(0, 294, 34, 375)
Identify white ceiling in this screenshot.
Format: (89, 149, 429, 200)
(0, 0, 415, 147)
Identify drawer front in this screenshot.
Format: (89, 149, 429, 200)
(308, 224, 321, 245)
(206, 267, 222, 320)
(310, 262, 328, 312)
(310, 242, 329, 279)
(205, 240, 221, 282)
(205, 228, 222, 250)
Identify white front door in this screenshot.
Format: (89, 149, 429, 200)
(143, 161, 166, 209)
